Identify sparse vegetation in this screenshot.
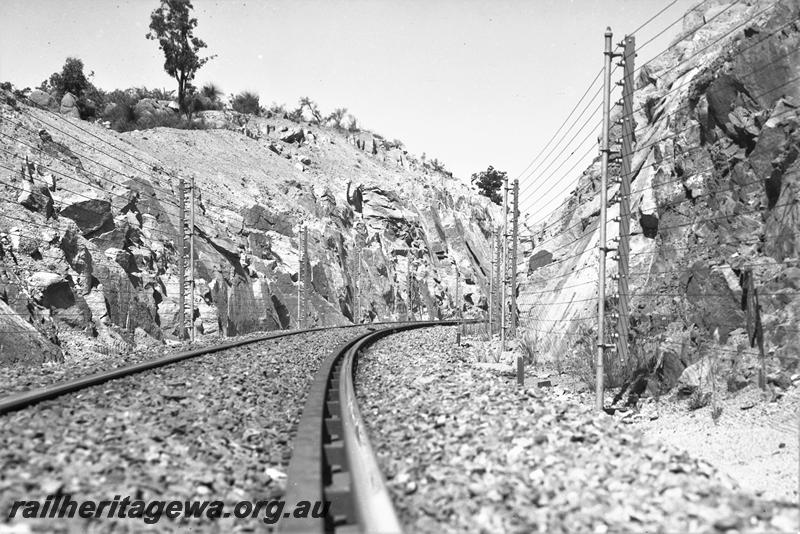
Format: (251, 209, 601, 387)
(268, 102, 288, 117)
(471, 165, 506, 205)
(231, 91, 260, 115)
(298, 96, 322, 123)
(427, 157, 453, 178)
(345, 114, 359, 132)
(385, 138, 405, 150)
(519, 329, 538, 366)
(326, 107, 347, 129)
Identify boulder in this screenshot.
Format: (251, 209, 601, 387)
(18, 181, 54, 217)
(0, 300, 62, 364)
(29, 89, 54, 108)
(280, 128, 304, 144)
(528, 250, 553, 273)
(90, 227, 127, 252)
(676, 357, 712, 396)
(59, 197, 114, 237)
(28, 271, 64, 292)
(134, 98, 176, 120)
(60, 92, 80, 118)
(104, 247, 136, 273)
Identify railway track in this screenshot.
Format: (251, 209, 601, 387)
(280, 321, 455, 534)
(0, 323, 365, 414)
(0, 321, 460, 533)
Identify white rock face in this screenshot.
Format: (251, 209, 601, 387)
(0, 92, 500, 355)
(515, 0, 800, 382)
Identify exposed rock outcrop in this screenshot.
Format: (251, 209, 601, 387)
(0, 87, 497, 361)
(518, 0, 800, 391)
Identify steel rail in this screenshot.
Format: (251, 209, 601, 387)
(281, 320, 458, 534)
(0, 322, 399, 415)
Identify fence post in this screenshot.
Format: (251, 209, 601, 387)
(746, 271, 767, 389)
(177, 178, 186, 340)
(615, 35, 635, 373)
(596, 28, 614, 411)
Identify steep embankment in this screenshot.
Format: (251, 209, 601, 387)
(0, 100, 496, 364)
(519, 0, 800, 388)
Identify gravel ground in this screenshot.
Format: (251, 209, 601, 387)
(630, 386, 800, 504)
(523, 354, 800, 504)
(356, 327, 799, 533)
(0, 327, 369, 533)
(0, 327, 358, 397)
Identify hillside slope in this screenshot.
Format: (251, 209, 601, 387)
(0, 100, 496, 363)
(519, 0, 800, 389)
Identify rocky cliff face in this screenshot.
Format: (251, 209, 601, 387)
(519, 0, 800, 388)
(0, 101, 497, 364)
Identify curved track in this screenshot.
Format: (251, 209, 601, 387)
(1, 321, 465, 533)
(280, 321, 457, 534)
(0, 323, 389, 414)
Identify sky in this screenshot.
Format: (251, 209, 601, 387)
(0, 0, 697, 220)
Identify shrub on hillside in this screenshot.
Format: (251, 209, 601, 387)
(136, 113, 209, 130)
(298, 96, 322, 123)
(100, 87, 210, 132)
(39, 57, 103, 119)
(193, 82, 223, 112)
(268, 102, 288, 117)
(231, 91, 260, 115)
(326, 107, 347, 129)
(103, 94, 139, 132)
(345, 114, 359, 132)
(385, 138, 404, 150)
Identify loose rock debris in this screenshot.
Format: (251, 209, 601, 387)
(0, 328, 368, 533)
(356, 327, 799, 534)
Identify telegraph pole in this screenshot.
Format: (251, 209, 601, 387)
(406, 260, 413, 321)
(494, 230, 502, 337)
(510, 178, 519, 338)
(303, 226, 309, 328)
(177, 178, 186, 340)
(355, 248, 361, 323)
(488, 233, 495, 338)
(297, 225, 304, 328)
(455, 266, 461, 345)
(511, 179, 522, 386)
(189, 176, 196, 342)
(596, 28, 615, 411)
(500, 175, 509, 353)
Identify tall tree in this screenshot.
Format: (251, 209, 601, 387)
(146, 0, 215, 115)
(471, 166, 506, 205)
